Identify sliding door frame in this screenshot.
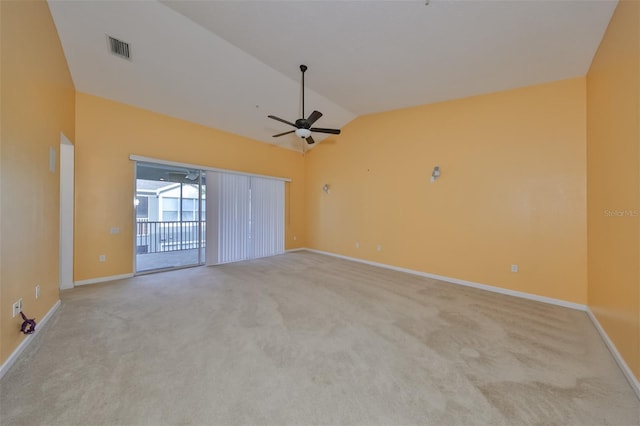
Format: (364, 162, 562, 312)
(133, 161, 207, 274)
(129, 155, 291, 184)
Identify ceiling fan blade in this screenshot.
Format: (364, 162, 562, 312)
(306, 110, 323, 126)
(272, 130, 295, 138)
(306, 136, 315, 145)
(310, 127, 341, 135)
(268, 115, 297, 128)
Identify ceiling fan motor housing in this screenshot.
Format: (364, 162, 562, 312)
(295, 118, 310, 129)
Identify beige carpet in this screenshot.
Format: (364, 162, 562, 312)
(1, 251, 638, 425)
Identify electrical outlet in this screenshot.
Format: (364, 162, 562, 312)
(377, 245, 382, 252)
(35, 285, 41, 300)
(511, 264, 519, 273)
(12, 299, 22, 318)
(99, 255, 106, 262)
(293, 236, 297, 241)
(355, 242, 360, 249)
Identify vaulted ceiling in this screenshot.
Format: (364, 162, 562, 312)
(48, 0, 617, 152)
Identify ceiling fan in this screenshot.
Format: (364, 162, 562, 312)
(165, 170, 200, 182)
(268, 64, 341, 145)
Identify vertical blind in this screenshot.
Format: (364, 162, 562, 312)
(206, 171, 284, 265)
(217, 173, 250, 264)
(250, 175, 285, 259)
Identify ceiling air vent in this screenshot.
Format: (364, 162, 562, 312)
(107, 36, 131, 60)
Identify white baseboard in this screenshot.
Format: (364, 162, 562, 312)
(303, 249, 587, 311)
(586, 309, 640, 399)
(74, 273, 134, 286)
(59, 281, 74, 290)
(285, 248, 306, 253)
(0, 300, 61, 380)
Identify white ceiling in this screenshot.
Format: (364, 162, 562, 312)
(48, 0, 617, 152)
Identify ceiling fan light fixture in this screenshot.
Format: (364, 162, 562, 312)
(295, 128, 311, 138)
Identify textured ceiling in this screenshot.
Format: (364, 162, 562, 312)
(48, 0, 617, 152)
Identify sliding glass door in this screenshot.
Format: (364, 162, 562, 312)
(135, 162, 206, 273)
(133, 160, 285, 272)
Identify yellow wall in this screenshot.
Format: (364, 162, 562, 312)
(305, 78, 588, 305)
(587, 0, 640, 380)
(74, 93, 305, 282)
(0, 0, 76, 364)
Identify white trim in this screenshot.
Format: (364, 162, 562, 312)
(586, 309, 640, 399)
(74, 273, 134, 286)
(132, 160, 139, 275)
(129, 155, 292, 182)
(59, 135, 74, 290)
(304, 249, 587, 311)
(0, 300, 61, 379)
(285, 248, 306, 253)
